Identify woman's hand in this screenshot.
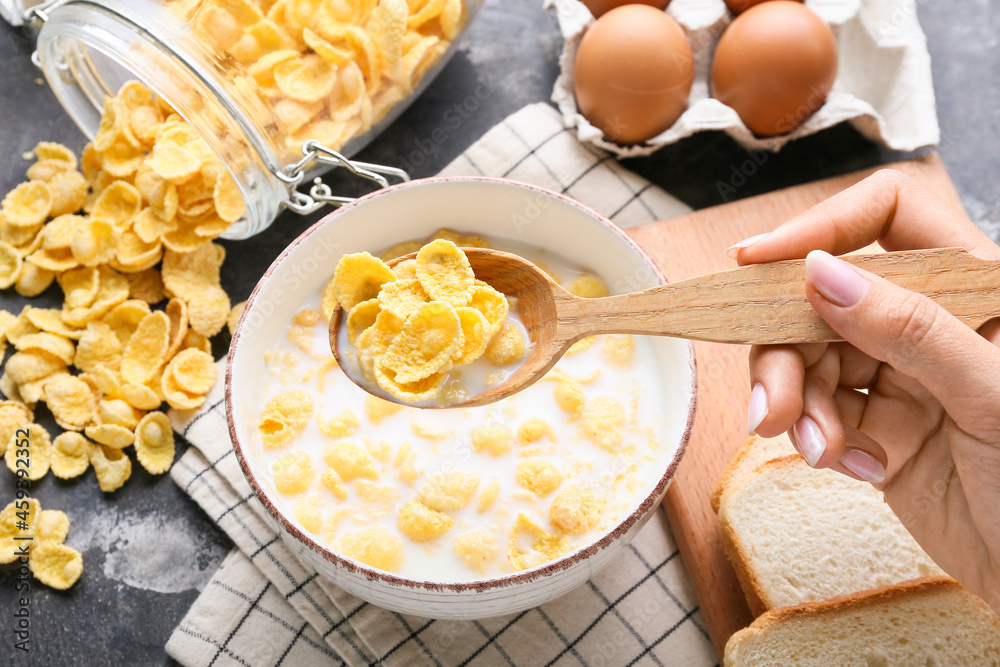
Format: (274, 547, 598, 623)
(732, 169, 1000, 612)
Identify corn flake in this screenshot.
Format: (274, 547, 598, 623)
(508, 513, 569, 571)
(227, 300, 246, 335)
(337, 527, 403, 573)
(0, 242, 22, 289)
(161, 370, 205, 411)
(320, 276, 339, 321)
(477, 478, 500, 513)
(318, 409, 360, 439)
(398, 500, 453, 543)
(5, 350, 65, 386)
(333, 251, 397, 312)
(579, 397, 626, 452)
(103, 299, 151, 345)
(346, 297, 381, 344)
(0, 401, 32, 456)
(374, 360, 445, 402)
(15, 262, 56, 297)
(43, 375, 97, 431)
(134, 411, 175, 474)
(4, 423, 51, 481)
(181, 329, 212, 354)
(58, 265, 99, 309)
(73, 323, 122, 373)
(125, 268, 166, 304)
(92, 181, 142, 229)
(452, 528, 498, 574)
(0, 498, 39, 564)
(165, 348, 216, 395)
(363, 395, 401, 423)
(84, 423, 135, 450)
(90, 444, 131, 492)
(418, 471, 479, 511)
(550, 485, 606, 536)
(22, 308, 77, 340)
(15, 332, 75, 366)
(320, 468, 349, 499)
(2, 181, 51, 227)
(293, 495, 324, 533)
(186, 284, 231, 337)
(376, 278, 429, 320)
(259, 389, 314, 448)
(113, 231, 163, 272)
(554, 378, 585, 420)
(566, 275, 609, 299)
(324, 441, 378, 481)
(518, 418, 555, 445)
(45, 170, 88, 218)
(120, 311, 170, 385)
(415, 239, 475, 306)
(28, 541, 83, 590)
(36, 509, 71, 544)
(148, 124, 204, 184)
(97, 398, 143, 429)
(515, 459, 562, 495)
(26, 159, 71, 183)
(471, 422, 513, 456)
(121, 382, 162, 411)
(381, 301, 461, 384)
(468, 284, 509, 339)
(33, 141, 78, 168)
(453, 306, 490, 366)
(485, 322, 526, 367)
(272, 451, 314, 494)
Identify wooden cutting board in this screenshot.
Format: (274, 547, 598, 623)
(626, 153, 966, 661)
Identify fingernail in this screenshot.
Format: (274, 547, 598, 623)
(747, 383, 768, 435)
(805, 250, 870, 307)
(792, 415, 826, 467)
(840, 449, 886, 484)
(726, 233, 770, 259)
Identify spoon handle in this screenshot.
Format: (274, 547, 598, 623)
(561, 248, 1000, 345)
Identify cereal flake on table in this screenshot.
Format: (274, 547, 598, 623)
(1, 499, 83, 590)
(0, 80, 245, 491)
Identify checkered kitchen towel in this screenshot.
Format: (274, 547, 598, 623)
(165, 103, 715, 666)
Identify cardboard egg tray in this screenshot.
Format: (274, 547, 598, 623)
(547, 0, 940, 156)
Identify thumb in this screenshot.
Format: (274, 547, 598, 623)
(803, 250, 1000, 419)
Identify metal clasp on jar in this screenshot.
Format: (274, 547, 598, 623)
(276, 139, 410, 216)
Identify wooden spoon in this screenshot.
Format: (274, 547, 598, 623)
(330, 246, 1000, 409)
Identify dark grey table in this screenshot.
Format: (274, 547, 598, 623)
(1, 1, 997, 664)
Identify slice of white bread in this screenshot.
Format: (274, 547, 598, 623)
(724, 576, 1000, 666)
(711, 433, 797, 512)
(717, 455, 943, 615)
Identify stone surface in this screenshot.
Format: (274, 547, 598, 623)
(0, 0, 996, 664)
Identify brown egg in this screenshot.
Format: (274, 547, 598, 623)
(711, 1, 837, 137)
(723, 0, 801, 15)
(583, 0, 670, 19)
(574, 5, 694, 145)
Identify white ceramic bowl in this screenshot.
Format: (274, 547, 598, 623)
(227, 176, 696, 619)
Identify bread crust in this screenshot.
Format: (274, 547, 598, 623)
(717, 455, 806, 616)
(724, 576, 1000, 665)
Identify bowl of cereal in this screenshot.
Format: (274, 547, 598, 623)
(227, 176, 696, 618)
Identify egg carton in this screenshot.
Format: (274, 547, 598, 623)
(547, 0, 940, 155)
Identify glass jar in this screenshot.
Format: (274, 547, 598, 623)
(0, 0, 41, 25)
(8, 0, 481, 238)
